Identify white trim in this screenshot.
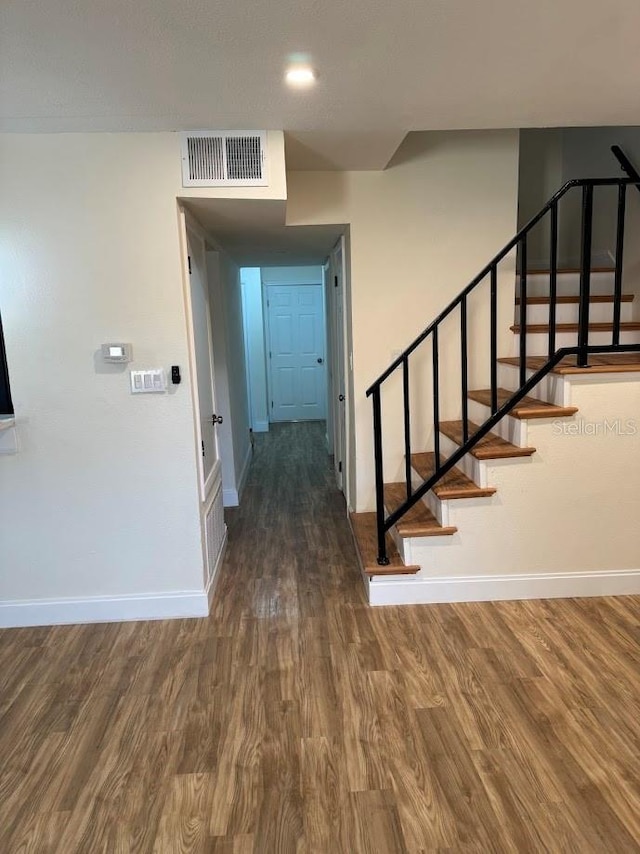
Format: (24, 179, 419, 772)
(368, 569, 640, 607)
(223, 441, 252, 507)
(252, 419, 269, 433)
(0, 588, 210, 629)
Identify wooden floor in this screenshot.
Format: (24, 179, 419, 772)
(1, 422, 640, 853)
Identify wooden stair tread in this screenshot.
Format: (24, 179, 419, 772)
(468, 388, 578, 419)
(515, 294, 633, 305)
(498, 354, 640, 376)
(350, 512, 420, 576)
(411, 452, 496, 499)
(511, 321, 640, 333)
(439, 420, 535, 460)
(383, 483, 457, 538)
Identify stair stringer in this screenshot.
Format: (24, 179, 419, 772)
(368, 374, 640, 605)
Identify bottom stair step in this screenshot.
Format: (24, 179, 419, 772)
(384, 483, 457, 538)
(349, 512, 420, 576)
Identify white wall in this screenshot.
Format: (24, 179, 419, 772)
(517, 129, 564, 264)
(240, 267, 269, 433)
(207, 251, 251, 506)
(0, 130, 283, 624)
(287, 130, 521, 512)
(0, 133, 204, 613)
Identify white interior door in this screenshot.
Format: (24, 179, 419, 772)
(186, 226, 220, 495)
(267, 284, 326, 422)
(182, 214, 226, 591)
(333, 243, 347, 491)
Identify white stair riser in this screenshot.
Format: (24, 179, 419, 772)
(466, 398, 529, 446)
(409, 467, 451, 527)
(520, 271, 616, 297)
(512, 329, 640, 357)
(497, 362, 570, 406)
(437, 431, 488, 487)
(522, 301, 633, 325)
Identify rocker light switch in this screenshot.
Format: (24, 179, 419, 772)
(130, 369, 167, 394)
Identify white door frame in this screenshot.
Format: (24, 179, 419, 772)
(327, 234, 351, 508)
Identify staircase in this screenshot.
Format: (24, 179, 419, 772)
(350, 152, 640, 605)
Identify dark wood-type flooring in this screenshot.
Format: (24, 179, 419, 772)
(1, 422, 639, 852)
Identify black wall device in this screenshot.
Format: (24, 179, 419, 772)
(171, 366, 181, 385)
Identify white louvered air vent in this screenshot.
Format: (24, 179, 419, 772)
(180, 131, 268, 187)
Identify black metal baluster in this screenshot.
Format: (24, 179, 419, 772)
(403, 356, 412, 501)
(432, 328, 440, 465)
(613, 183, 627, 347)
(548, 201, 558, 359)
(490, 266, 498, 414)
(372, 386, 389, 565)
(519, 237, 528, 388)
(460, 296, 469, 442)
(578, 185, 594, 368)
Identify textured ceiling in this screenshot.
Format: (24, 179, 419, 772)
(3, 0, 640, 169)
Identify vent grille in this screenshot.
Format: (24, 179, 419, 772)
(181, 131, 268, 187)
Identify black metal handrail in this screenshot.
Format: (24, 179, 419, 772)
(611, 145, 640, 193)
(366, 171, 640, 566)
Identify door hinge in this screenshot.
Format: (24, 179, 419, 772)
(269, 351, 272, 359)
(271, 400, 274, 408)
(334, 275, 338, 288)
(201, 440, 205, 457)
(338, 461, 342, 473)
(188, 256, 192, 275)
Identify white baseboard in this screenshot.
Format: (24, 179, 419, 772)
(368, 569, 640, 606)
(252, 420, 269, 433)
(0, 587, 210, 629)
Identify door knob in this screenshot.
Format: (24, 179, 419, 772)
(211, 414, 224, 425)
(317, 357, 323, 364)
(338, 394, 345, 401)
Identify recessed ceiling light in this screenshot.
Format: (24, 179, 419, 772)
(285, 66, 317, 88)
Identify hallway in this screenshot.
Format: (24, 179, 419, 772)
(0, 422, 639, 852)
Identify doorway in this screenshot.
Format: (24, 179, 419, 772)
(265, 282, 327, 422)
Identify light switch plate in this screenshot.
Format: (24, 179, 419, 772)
(130, 369, 167, 394)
